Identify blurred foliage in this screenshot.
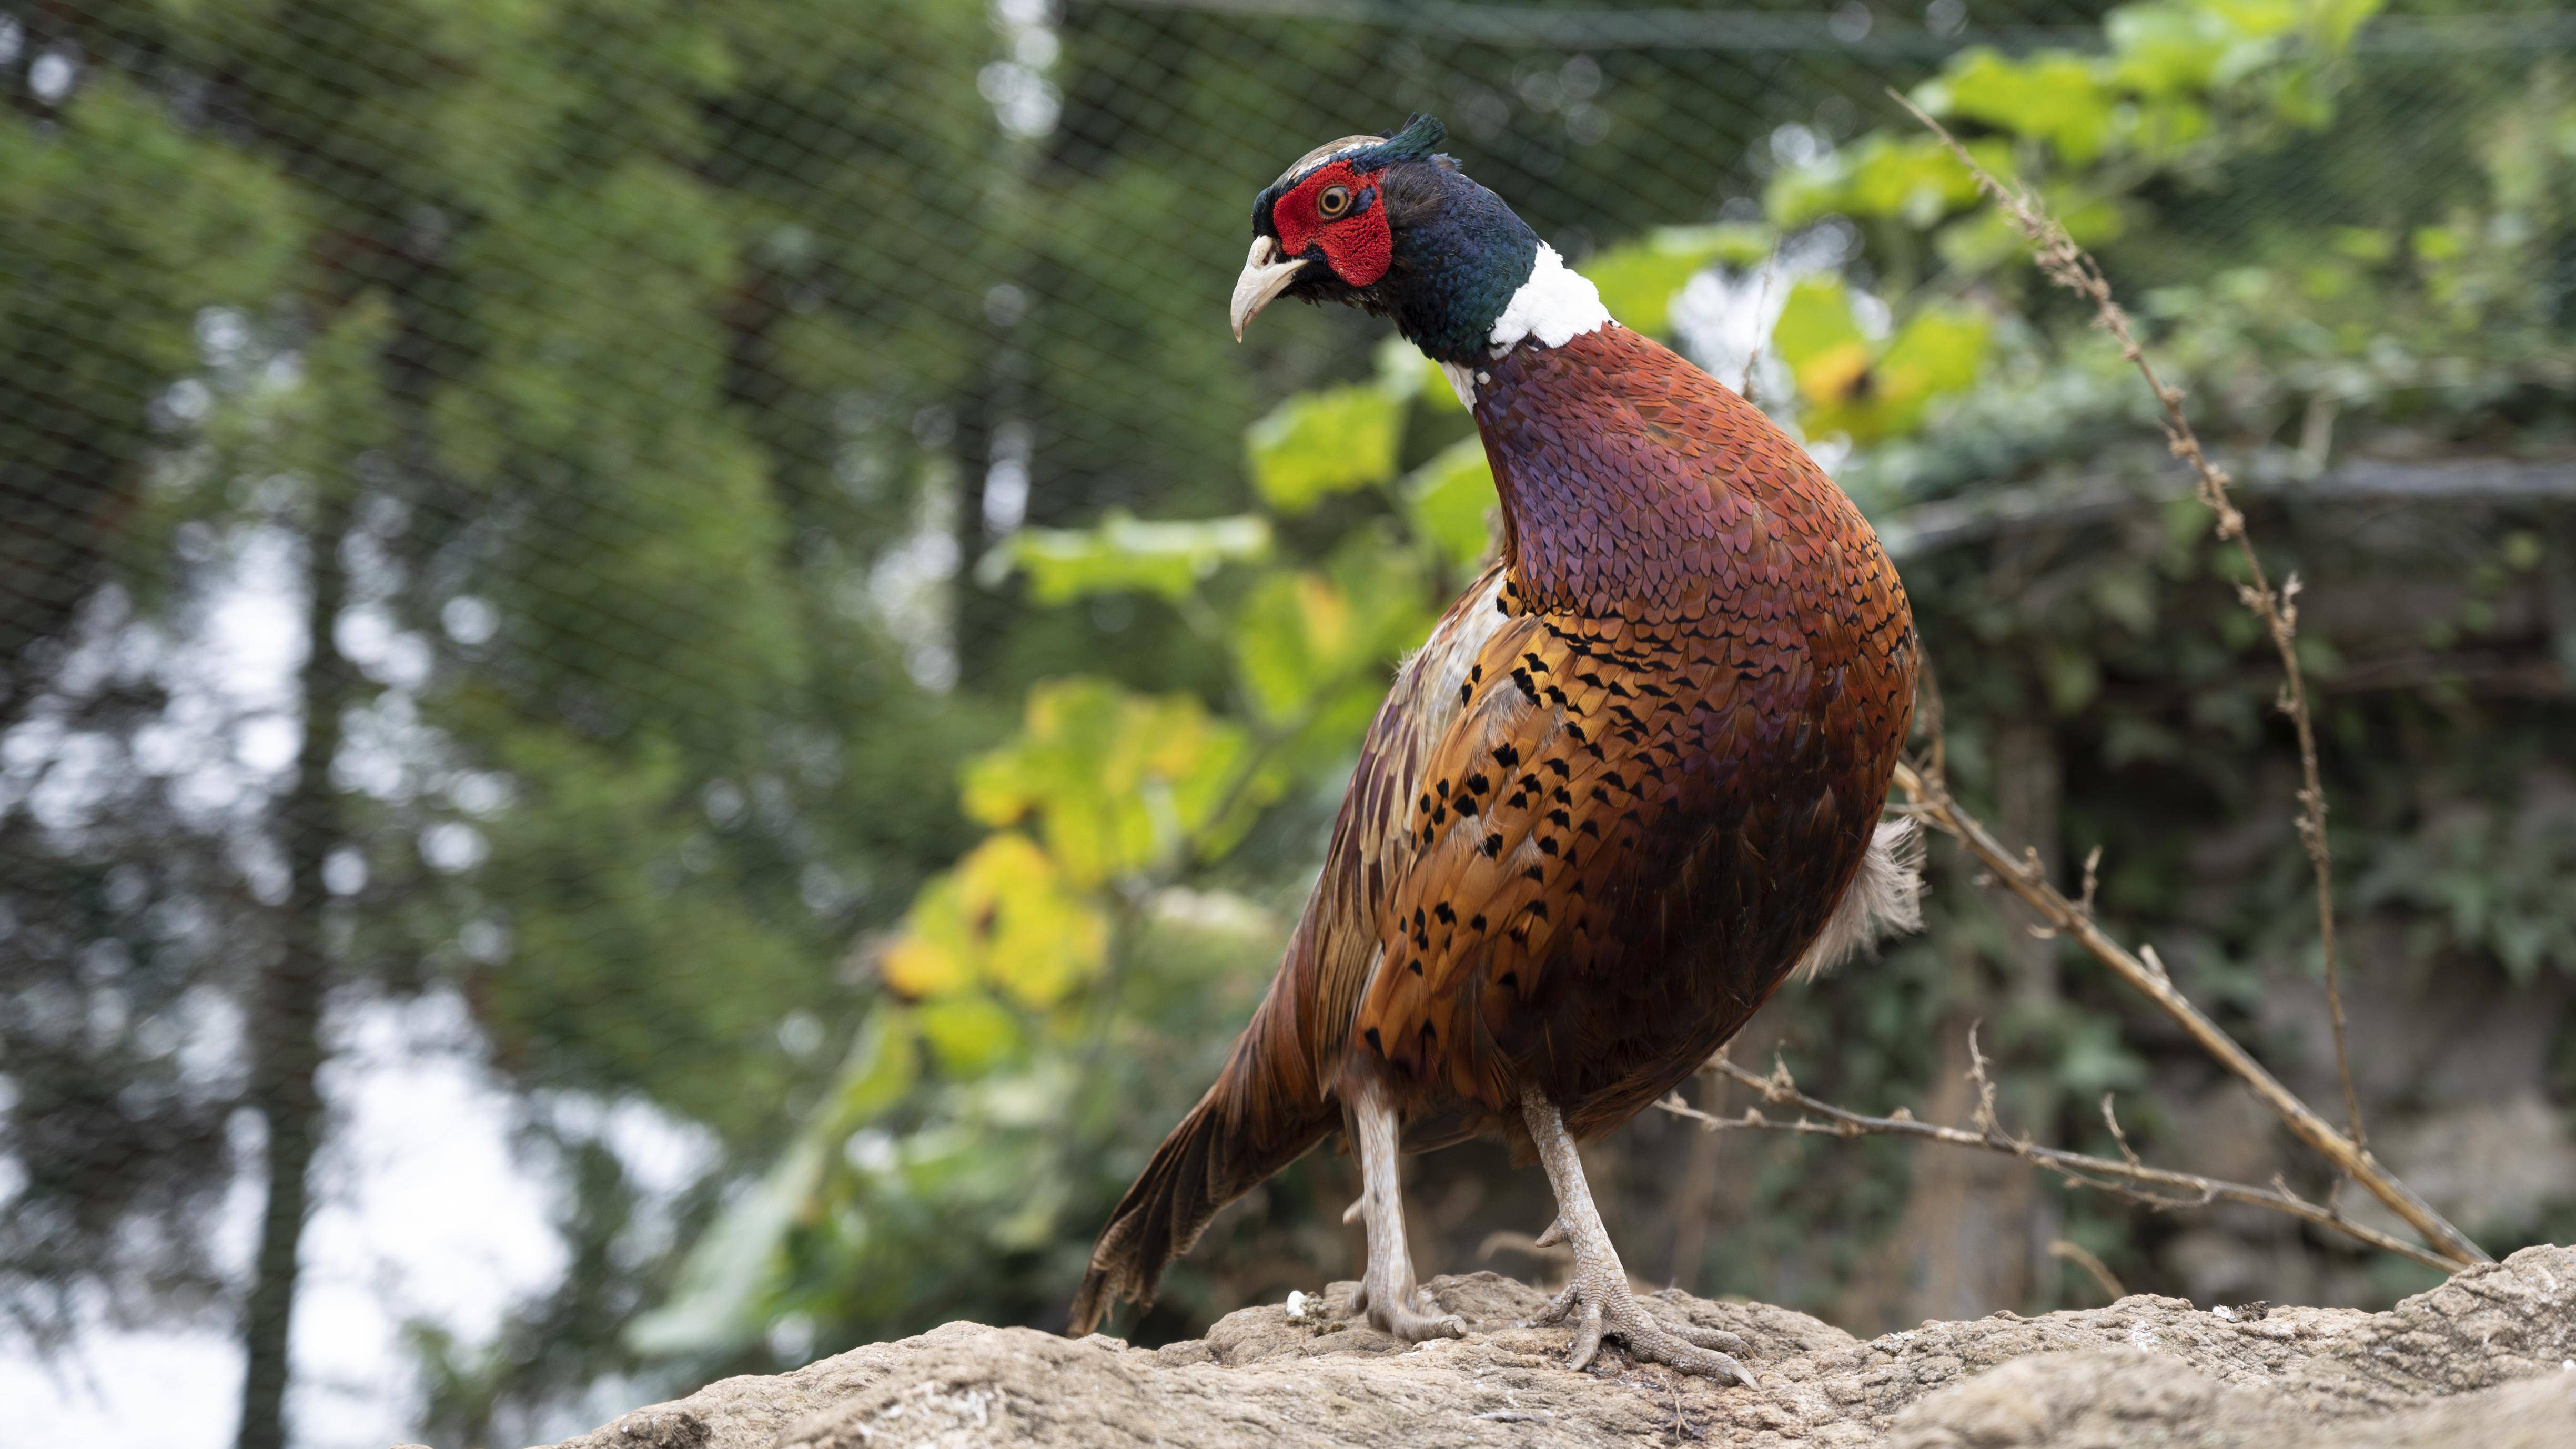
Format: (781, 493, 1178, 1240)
(4, 0, 2575, 1441)
(646, 0, 2576, 1369)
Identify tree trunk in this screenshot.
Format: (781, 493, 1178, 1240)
(235, 493, 355, 1449)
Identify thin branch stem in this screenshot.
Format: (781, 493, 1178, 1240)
(1893, 91, 2366, 1153)
(1891, 758, 2488, 1268)
(1657, 1056, 2457, 1274)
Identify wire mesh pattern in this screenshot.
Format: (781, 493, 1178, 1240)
(4, 2, 2574, 1445)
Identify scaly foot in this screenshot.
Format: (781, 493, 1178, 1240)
(1519, 1089, 1757, 1385)
(1344, 1080, 1465, 1344)
(1528, 1270, 1752, 1382)
(1347, 1271, 1466, 1343)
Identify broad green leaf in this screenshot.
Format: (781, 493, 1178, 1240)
(878, 867, 976, 998)
(1804, 305, 1992, 443)
(997, 512, 1270, 603)
(1773, 277, 1872, 412)
(1586, 225, 1770, 335)
(2107, 1, 2236, 97)
(830, 1006, 922, 1126)
(1772, 278, 1991, 443)
(915, 992, 1022, 1075)
(1876, 306, 1991, 403)
(1402, 436, 1500, 570)
(1228, 535, 1433, 775)
(1233, 572, 1359, 727)
(625, 1005, 913, 1356)
(1382, 335, 1467, 413)
(622, 1129, 829, 1355)
(1246, 383, 1406, 512)
(1947, 50, 2116, 164)
(1768, 133, 2003, 231)
(2303, 0, 2384, 52)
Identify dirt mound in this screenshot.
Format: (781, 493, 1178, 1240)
(542, 1244, 2576, 1448)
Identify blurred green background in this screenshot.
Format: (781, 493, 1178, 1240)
(4, 1, 2574, 1445)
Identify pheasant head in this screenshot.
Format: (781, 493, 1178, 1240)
(1230, 115, 1609, 382)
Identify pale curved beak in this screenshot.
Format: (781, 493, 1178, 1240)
(1229, 235, 1307, 341)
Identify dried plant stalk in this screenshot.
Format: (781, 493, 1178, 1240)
(1893, 93, 2366, 1153)
(1655, 1052, 2456, 1273)
(1892, 759, 2487, 1268)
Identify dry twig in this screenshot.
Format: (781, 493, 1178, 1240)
(1739, 252, 1781, 405)
(1889, 758, 2487, 1268)
(1656, 1052, 2458, 1273)
(2048, 1240, 2126, 1301)
(1891, 90, 2366, 1154)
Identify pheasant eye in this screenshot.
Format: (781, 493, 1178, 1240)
(1317, 185, 1353, 219)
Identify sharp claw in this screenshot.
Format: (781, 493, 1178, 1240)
(1342, 1195, 1367, 1225)
(1537, 1278, 1759, 1383)
(1565, 1300, 1605, 1371)
(1669, 1321, 1752, 1354)
(1532, 1217, 1567, 1249)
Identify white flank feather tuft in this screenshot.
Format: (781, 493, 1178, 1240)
(1794, 818, 1925, 983)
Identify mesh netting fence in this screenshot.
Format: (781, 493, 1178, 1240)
(5, 2, 2574, 1445)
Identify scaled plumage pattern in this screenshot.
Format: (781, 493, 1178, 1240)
(1072, 116, 1919, 1383)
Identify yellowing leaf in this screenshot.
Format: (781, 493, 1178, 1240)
(962, 681, 1262, 885)
(1774, 278, 1993, 443)
(1794, 341, 1874, 411)
(881, 833, 1110, 1012)
(1770, 276, 1866, 368)
(878, 873, 974, 998)
(1246, 383, 1405, 513)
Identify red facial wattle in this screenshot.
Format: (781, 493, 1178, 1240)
(1272, 159, 1393, 288)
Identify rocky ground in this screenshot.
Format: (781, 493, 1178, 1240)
(540, 1244, 2576, 1448)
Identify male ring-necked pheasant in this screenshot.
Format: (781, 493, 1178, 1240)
(1067, 116, 1921, 1385)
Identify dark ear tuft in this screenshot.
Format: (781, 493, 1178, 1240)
(1347, 114, 1448, 174)
(1380, 113, 1446, 158)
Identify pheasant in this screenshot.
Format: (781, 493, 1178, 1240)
(1067, 116, 1921, 1384)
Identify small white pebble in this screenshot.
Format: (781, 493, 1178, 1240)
(1285, 1290, 1309, 1322)
(2213, 1305, 2237, 1323)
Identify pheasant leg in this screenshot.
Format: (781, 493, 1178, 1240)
(1343, 1079, 1466, 1342)
(1519, 1088, 1757, 1385)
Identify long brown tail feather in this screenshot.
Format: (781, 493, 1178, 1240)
(1067, 1019, 1335, 1336)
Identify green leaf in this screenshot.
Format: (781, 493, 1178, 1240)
(1768, 133, 2002, 231)
(961, 681, 1264, 884)
(1585, 225, 1770, 335)
(1246, 383, 1406, 513)
(995, 511, 1270, 603)
(2107, 1, 2237, 97)
(1227, 534, 1433, 780)
(1774, 282, 1992, 443)
(626, 1006, 915, 1356)
(831, 1007, 922, 1126)
(915, 992, 1022, 1075)
(1402, 437, 1500, 571)
(1381, 336, 1467, 413)
(1946, 50, 2117, 164)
